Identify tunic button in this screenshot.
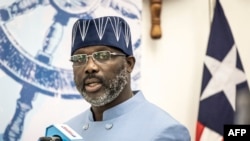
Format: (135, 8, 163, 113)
(83, 123, 89, 130)
(105, 123, 113, 130)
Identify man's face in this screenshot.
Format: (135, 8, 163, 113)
(72, 46, 129, 107)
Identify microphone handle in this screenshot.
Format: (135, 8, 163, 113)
(39, 136, 62, 141)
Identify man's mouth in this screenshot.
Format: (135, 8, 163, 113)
(84, 78, 102, 93)
(85, 82, 102, 93)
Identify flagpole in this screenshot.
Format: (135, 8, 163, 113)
(208, 0, 217, 28)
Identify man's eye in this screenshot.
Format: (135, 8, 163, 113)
(95, 52, 109, 60)
(72, 55, 86, 63)
(78, 55, 87, 62)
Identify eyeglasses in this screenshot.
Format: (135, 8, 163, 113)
(70, 51, 126, 66)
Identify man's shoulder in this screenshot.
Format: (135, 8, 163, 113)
(135, 99, 184, 126)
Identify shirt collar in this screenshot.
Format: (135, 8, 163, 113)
(88, 90, 145, 121)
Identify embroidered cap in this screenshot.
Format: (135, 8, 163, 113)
(71, 16, 133, 56)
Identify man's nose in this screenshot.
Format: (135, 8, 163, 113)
(84, 56, 99, 74)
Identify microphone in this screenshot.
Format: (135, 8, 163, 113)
(39, 124, 84, 141)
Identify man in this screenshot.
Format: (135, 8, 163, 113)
(66, 16, 190, 141)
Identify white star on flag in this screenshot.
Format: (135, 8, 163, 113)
(200, 44, 247, 110)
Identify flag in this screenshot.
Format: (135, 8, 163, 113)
(196, 0, 250, 140)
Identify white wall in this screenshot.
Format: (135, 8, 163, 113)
(141, 0, 250, 140)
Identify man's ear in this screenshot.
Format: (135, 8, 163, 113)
(126, 56, 136, 73)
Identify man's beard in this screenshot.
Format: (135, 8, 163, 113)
(75, 66, 128, 107)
